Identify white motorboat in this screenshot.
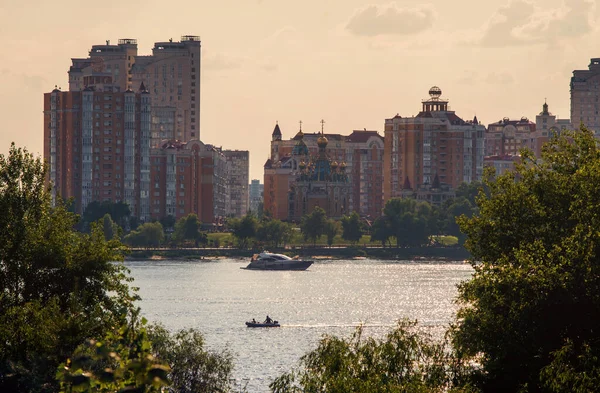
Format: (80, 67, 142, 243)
(242, 251, 313, 270)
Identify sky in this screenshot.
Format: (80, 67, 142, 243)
(0, 0, 598, 180)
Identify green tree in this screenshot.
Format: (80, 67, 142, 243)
(229, 214, 258, 249)
(0, 144, 133, 392)
(270, 319, 475, 393)
(80, 200, 131, 233)
(370, 215, 392, 247)
(382, 198, 433, 247)
(173, 214, 207, 247)
(454, 127, 600, 392)
(323, 219, 340, 247)
(125, 222, 165, 248)
(341, 212, 363, 245)
(159, 215, 177, 232)
(148, 324, 234, 393)
(300, 207, 327, 246)
(57, 314, 170, 393)
(257, 219, 293, 248)
(101, 213, 122, 241)
(443, 198, 475, 245)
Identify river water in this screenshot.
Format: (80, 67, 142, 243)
(125, 258, 473, 392)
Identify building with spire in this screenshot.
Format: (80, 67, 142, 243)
(264, 121, 384, 220)
(383, 86, 485, 204)
(534, 100, 572, 156)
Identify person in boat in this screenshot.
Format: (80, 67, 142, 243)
(252, 318, 257, 323)
(265, 315, 273, 324)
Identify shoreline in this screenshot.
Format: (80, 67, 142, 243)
(126, 246, 471, 262)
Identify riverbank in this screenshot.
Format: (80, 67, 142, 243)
(126, 246, 470, 261)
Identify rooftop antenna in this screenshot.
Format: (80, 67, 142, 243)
(299, 120, 302, 131)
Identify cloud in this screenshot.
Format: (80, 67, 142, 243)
(478, 0, 596, 47)
(202, 52, 244, 71)
(346, 3, 435, 37)
(485, 72, 514, 84)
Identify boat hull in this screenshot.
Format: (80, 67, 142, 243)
(244, 260, 313, 271)
(246, 322, 280, 328)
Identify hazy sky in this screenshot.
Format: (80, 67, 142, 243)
(0, 0, 597, 180)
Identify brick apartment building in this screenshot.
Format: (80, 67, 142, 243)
(223, 150, 249, 217)
(44, 83, 152, 220)
(384, 86, 485, 204)
(67, 36, 201, 145)
(150, 140, 227, 224)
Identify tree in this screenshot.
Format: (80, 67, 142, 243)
(229, 214, 259, 249)
(125, 222, 165, 248)
(443, 198, 475, 245)
(270, 319, 475, 393)
(102, 213, 122, 241)
(0, 144, 132, 392)
(173, 214, 207, 247)
(341, 212, 363, 245)
(300, 207, 327, 246)
(370, 215, 392, 247)
(323, 219, 340, 247)
(454, 128, 600, 392)
(147, 324, 234, 393)
(256, 219, 293, 248)
(382, 198, 433, 247)
(57, 314, 170, 393)
(159, 215, 177, 232)
(80, 200, 131, 233)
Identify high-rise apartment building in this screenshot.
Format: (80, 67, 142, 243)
(69, 39, 139, 92)
(68, 36, 201, 144)
(223, 150, 249, 217)
(485, 117, 536, 157)
(571, 58, 600, 133)
(44, 82, 151, 220)
(249, 179, 264, 214)
(132, 36, 201, 144)
(149, 140, 227, 224)
(264, 123, 384, 220)
(383, 87, 485, 202)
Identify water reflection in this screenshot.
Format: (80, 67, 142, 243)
(126, 258, 473, 392)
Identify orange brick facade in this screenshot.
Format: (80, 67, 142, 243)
(384, 87, 485, 202)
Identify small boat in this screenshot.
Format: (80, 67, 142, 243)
(242, 251, 313, 271)
(246, 320, 280, 328)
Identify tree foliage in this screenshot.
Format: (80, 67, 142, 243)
(378, 198, 433, 247)
(147, 324, 234, 393)
(57, 314, 170, 393)
(270, 319, 475, 393)
(454, 127, 600, 392)
(0, 144, 133, 392)
(172, 214, 207, 247)
(300, 207, 327, 246)
(228, 214, 258, 249)
(125, 222, 165, 248)
(256, 219, 293, 248)
(341, 212, 363, 245)
(324, 219, 340, 247)
(80, 200, 131, 233)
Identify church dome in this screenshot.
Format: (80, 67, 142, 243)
(331, 161, 338, 170)
(317, 135, 328, 148)
(340, 161, 347, 170)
